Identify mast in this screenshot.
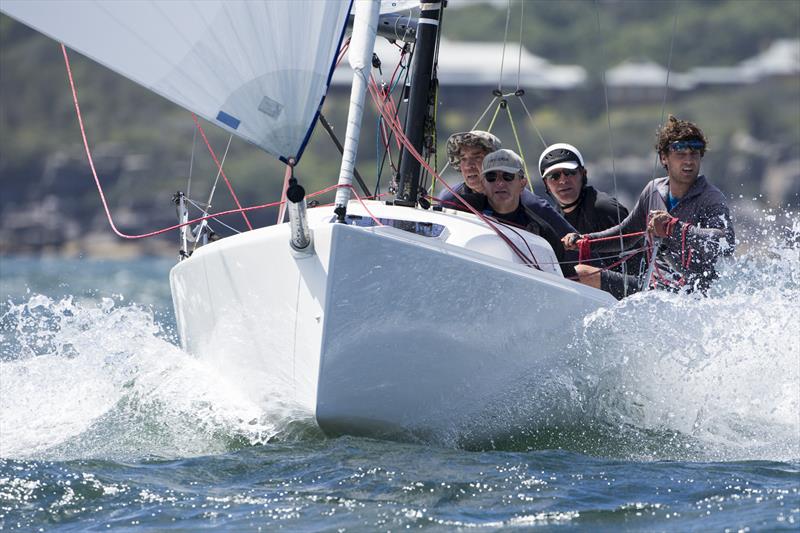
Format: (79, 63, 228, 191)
(394, 1, 444, 207)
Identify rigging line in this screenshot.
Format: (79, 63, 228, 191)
(503, 102, 533, 192)
(426, 3, 445, 198)
(516, 0, 524, 91)
(429, 81, 440, 196)
(377, 50, 411, 190)
(63, 46, 281, 242)
(497, 0, 512, 93)
(319, 113, 372, 197)
(592, 0, 628, 294)
(487, 99, 504, 132)
(187, 127, 197, 198)
(651, 9, 680, 199)
(516, 97, 547, 149)
(194, 134, 233, 253)
(190, 113, 253, 230)
(643, 7, 680, 287)
(186, 198, 242, 235)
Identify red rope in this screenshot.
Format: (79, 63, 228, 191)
(366, 75, 541, 268)
(189, 113, 253, 230)
(61, 43, 255, 235)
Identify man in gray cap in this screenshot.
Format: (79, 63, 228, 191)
(479, 149, 576, 278)
(439, 130, 575, 237)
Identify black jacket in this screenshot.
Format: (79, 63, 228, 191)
(560, 186, 641, 276)
(466, 197, 576, 278)
(439, 182, 576, 238)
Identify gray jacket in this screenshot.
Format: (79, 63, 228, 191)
(587, 175, 735, 293)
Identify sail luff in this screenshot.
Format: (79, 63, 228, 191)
(333, 0, 381, 213)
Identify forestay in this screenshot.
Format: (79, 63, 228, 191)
(1, 0, 352, 164)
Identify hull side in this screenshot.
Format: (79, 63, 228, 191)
(316, 223, 614, 444)
(170, 224, 334, 413)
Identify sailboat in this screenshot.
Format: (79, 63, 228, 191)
(2, 1, 616, 444)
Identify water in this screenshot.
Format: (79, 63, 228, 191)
(1, 217, 798, 531)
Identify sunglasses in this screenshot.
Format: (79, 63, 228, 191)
(484, 171, 518, 183)
(543, 168, 579, 181)
(668, 140, 705, 153)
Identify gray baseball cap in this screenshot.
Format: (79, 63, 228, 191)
(481, 149, 525, 176)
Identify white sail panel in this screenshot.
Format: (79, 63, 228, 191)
(1, 0, 352, 163)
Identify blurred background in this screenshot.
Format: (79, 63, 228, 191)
(1, 0, 798, 258)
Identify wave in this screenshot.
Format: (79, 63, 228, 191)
(1, 214, 797, 461)
(0, 295, 320, 461)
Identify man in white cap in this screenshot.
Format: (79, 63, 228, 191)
(539, 142, 639, 286)
(539, 143, 629, 236)
(440, 130, 575, 238)
(479, 149, 576, 278)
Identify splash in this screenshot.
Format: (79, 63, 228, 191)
(0, 295, 317, 461)
(567, 211, 800, 461)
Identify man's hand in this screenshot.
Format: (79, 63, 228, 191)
(562, 232, 582, 250)
(648, 210, 678, 238)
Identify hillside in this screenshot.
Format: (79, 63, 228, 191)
(0, 1, 798, 256)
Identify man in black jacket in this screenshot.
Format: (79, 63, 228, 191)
(478, 149, 576, 279)
(538, 143, 640, 287)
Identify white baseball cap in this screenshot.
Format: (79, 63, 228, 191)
(538, 143, 584, 177)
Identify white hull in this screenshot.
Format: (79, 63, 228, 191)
(170, 201, 615, 444)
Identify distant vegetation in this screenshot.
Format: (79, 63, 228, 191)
(0, 1, 798, 254)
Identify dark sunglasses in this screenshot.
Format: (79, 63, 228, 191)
(484, 171, 518, 183)
(668, 140, 705, 153)
(543, 168, 579, 181)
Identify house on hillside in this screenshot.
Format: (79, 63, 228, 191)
(605, 39, 800, 102)
(331, 39, 586, 106)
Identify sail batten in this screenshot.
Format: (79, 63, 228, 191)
(1, 0, 353, 164)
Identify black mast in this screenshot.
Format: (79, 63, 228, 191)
(394, 1, 443, 207)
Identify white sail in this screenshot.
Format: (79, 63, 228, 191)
(0, 0, 352, 163)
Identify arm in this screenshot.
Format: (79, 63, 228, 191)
(584, 186, 653, 253)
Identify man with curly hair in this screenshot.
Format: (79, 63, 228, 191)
(563, 115, 735, 297)
(438, 130, 575, 237)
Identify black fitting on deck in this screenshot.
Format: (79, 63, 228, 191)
(286, 177, 305, 204)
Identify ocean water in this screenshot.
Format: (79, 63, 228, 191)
(1, 215, 799, 532)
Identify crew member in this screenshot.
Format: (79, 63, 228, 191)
(563, 115, 735, 297)
(439, 130, 575, 238)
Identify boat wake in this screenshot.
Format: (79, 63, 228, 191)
(1, 216, 797, 462)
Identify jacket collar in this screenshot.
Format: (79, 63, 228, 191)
(656, 175, 708, 202)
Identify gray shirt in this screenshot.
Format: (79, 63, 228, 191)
(587, 175, 735, 292)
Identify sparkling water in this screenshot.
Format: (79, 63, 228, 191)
(1, 214, 798, 531)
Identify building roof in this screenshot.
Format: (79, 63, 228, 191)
(331, 38, 586, 89)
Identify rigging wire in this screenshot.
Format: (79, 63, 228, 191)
(592, 0, 629, 294)
(187, 127, 197, 198)
(643, 7, 681, 290)
(193, 134, 233, 253)
(190, 113, 253, 230)
(516, 0, 524, 91)
(497, 0, 512, 93)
